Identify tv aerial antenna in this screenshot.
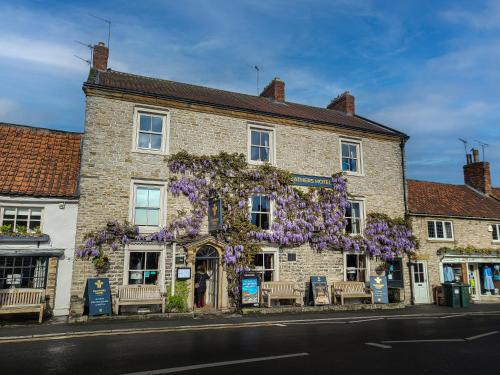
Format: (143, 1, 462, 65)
(74, 40, 93, 66)
(474, 140, 490, 161)
(458, 138, 468, 156)
(90, 13, 111, 49)
(254, 65, 260, 94)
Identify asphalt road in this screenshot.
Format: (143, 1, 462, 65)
(1, 310, 500, 374)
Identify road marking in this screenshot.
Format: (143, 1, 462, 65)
(465, 331, 499, 341)
(349, 318, 384, 324)
(120, 352, 309, 375)
(381, 339, 465, 344)
(365, 342, 392, 349)
(440, 314, 466, 319)
(274, 323, 287, 327)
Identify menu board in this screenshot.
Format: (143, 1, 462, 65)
(310, 276, 330, 305)
(241, 273, 260, 307)
(85, 278, 112, 316)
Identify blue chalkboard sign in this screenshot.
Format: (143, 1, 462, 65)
(85, 277, 112, 316)
(370, 276, 389, 304)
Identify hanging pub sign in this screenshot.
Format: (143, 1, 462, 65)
(208, 197, 223, 232)
(370, 276, 389, 304)
(292, 174, 334, 188)
(309, 276, 330, 305)
(241, 272, 261, 307)
(85, 277, 112, 316)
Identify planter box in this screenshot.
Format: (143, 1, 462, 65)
(0, 234, 50, 243)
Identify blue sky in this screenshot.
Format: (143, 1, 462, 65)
(1, 0, 499, 185)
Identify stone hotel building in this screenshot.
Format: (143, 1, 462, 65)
(70, 43, 411, 314)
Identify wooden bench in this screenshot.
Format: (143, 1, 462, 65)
(261, 282, 303, 307)
(332, 281, 373, 305)
(0, 288, 45, 323)
(114, 285, 165, 315)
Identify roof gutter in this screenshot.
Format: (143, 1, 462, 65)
(83, 83, 408, 140)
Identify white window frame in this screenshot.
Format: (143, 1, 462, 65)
(427, 220, 454, 241)
(247, 123, 276, 166)
(132, 107, 170, 155)
(0, 206, 43, 233)
(343, 252, 370, 282)
(249, 194, 273, 231)
(123, 245, 166, 287)
(492, 224, 500, 243)
(129, 180, 167, 233)
(345, 199, 365, 236)
(339, 137, 363, 176)
(253, 247, 279, 282)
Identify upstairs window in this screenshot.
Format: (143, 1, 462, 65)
(1, 207, 42, 232)
(251, 195, 271, 230)
(341, 140, 362, 174)
(134, 186, 161, 227)
(427, 220, 453, 240)
(492, 224, 500, 242)
(345, 201, 363, 235)
(138, 114, 164, 151)
(249, 127, 273, 164)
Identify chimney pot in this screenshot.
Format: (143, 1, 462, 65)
(472, 148, 480, 163)
(327, 91, 355, 115)
(92, 42, 109, 71)
(259, 77, 285, 102)
(466, 153, 472, 164)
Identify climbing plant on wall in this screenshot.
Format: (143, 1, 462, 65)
(78, 151, 417, 305)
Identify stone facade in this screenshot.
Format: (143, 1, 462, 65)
(410, 215, 500, 303)
(71, 91, 408, 313)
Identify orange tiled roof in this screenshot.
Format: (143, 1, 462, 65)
(407, 179, 500, 220)
(0, 123, 82, 198)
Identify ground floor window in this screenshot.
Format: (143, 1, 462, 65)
(479, 263, 500, 296)
(0, 256, 48, 289)
(127, 251, 161, 285)
(345, 253, 368, 282)
(253, 252, 277, 282)
(443, 263, 464, 283)
(386, 258, 403, 288)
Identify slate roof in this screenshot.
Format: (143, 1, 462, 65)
(492, 187, 500, 201)
(0, 123, 82, 198)
(84, 69, 407, 138)
(407, 179, 500, 220)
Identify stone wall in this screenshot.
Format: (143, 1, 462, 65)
(411, 215, 500, 301)
(71, 93, 407, 310)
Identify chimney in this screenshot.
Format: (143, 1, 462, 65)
(92, 42, 109, 71)
(464, 148, 492, 195)
(327, 91, 355, 115)
(260, 77, 285, 102)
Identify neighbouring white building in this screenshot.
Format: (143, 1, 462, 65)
(0, 123, 81, 317)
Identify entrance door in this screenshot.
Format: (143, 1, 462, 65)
(194, 246, 219, 309)
(411, 262, 430, 304)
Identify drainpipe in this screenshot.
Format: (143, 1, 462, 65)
(171, 236, 176, 297)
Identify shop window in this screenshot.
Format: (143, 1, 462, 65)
(127, 251, 161, 285)
(251, 195, 271, 230)
(340, 140, 362, 174)
(479, 263, 500, 295)
(0, 256, 48, 289)
(345, 253, 367, 282)
(133, 185, 161, 227)
(443, 263, 464, 283)
(386, 258, 403, 288)
(427, 220, 453, 240)
(492, 224, 500, 242)
(253, 252, 276, 282)
(345, 201, 363, 235)
(1, 207, 42, 232)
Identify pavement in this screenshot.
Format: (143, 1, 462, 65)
(1, 304, 500, 374)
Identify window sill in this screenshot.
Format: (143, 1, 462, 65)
(343, 171, 364, 177)
(427, 238, 454, 243)
(0, 234, 50, 243)
(248, 160, 274, 166)
(132, 149, 168, 156)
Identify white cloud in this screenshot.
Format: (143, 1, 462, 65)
(441, 0, 500, 29)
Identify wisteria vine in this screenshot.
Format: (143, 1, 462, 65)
(78, 151, 416, 303)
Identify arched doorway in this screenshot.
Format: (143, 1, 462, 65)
(194, 245, 219, 309)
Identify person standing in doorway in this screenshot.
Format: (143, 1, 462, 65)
(194, 265, 210, 308)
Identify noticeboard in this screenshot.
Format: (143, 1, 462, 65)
(310, 276, 330, 305)
(85, 277, 112, 316)
(177, 267, 192, 280)
(241, 273, 260, 307)
(370, 276, 389, 304)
